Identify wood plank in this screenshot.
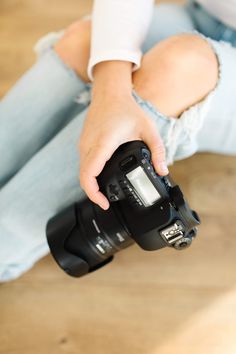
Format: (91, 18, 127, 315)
(1, 1, 236, 354)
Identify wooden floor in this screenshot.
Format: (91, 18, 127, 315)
(1, 1, 236, 354)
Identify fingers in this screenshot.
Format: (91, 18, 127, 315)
(142, 122, 169, 176)
(79, 143, 115, 210)
(79, 126, 168, 211)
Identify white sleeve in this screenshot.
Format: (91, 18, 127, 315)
(87, 0, 154, 81)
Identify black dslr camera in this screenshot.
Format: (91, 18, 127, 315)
(46, 140, 200, 277)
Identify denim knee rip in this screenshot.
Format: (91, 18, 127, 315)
(132, 31, 222, 166)
(34, 29, 222, 166)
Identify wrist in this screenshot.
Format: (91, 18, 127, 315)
(92, 61, 133, 99)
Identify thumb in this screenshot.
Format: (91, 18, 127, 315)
(143, 125, 169, 176)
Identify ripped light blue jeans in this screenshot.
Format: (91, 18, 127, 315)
(1, 0, 236, 281)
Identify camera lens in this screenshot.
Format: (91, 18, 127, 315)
(61, 199, 134, 271)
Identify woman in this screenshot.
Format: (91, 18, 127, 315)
(0, 0, 236, 281)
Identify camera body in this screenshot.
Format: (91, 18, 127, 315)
(46, 140, 200, 277)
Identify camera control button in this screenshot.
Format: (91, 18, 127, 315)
(174, 237, 192, 250)
(109, 195, 117, 201)
(108, 184, 119, 196)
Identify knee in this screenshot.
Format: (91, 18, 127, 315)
(61, 18, 91, 42)
(164, 34, 218, 89)
(54, 18, 91, 82)
(133, 33, 219, 117)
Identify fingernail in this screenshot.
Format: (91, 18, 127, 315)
(159, 162, 169, 174)
(102, 200, 110, 210)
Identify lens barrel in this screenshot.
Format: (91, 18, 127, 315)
(46, 198, 133, 277)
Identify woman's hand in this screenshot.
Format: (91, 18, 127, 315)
(78, 61, 169, 210)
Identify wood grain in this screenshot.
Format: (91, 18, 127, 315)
(1, 1, 236, 354)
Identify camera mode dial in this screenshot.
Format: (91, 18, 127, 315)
(174, 237, 192, 250)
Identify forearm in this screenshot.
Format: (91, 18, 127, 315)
(92, 61, 133, 100)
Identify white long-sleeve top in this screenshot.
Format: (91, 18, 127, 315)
(88, 0, 236, 80)
(87, 0, 154, 80)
